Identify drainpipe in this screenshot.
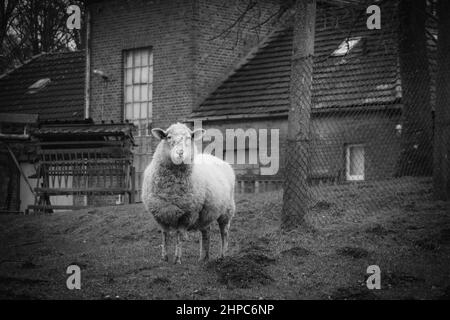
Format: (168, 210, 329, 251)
(84, 7, 91, 120)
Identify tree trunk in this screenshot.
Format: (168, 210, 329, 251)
(433, 0, 450, 200)
(281, 0, 316, 229)
(397, 0, 433, 176)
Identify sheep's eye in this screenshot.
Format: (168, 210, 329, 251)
(167, 136, 172, 140)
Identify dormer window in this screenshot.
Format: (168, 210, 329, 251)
(332, 37, 362, 56)
(27, 78, 51, 94)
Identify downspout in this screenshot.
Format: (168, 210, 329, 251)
(84, 7, 91, 119)
(84, 7, 91, 206)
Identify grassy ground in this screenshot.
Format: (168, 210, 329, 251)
(0, 177, 449, 300)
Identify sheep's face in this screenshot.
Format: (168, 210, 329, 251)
(152, 123, 205, 165)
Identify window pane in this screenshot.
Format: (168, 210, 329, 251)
(134, 51, 141, 67)
(141, 102, 148, 119)
(126, 53, 133, 68)
(149, 84, 153, 100)
(149, 53, 153, 66)
(133, 86, 140, 101)
(349, 146, 364, 176)
(149, 66, 153, 83)
(125, 103, 133, 119)
(141, 66, 149, 83)
(141, 51, 148, 66)
(133, 68, 141, 84)
(141, 85, 148, 101)
(126, 69, 132, 85)
(134, 120, 141, 136)
(133, 103, 140, 119)
(125, 86, 132, 102)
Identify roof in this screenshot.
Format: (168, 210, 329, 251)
(0, 51, 86, 121)
(191, 3, 402, 119)
(34, 121, 135, 138)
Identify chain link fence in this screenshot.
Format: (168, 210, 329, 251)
(278, 0, 446, 228)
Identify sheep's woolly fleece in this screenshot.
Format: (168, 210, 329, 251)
(142, 123, 235, 231)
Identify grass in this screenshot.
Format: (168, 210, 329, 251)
(0, 177, 449, 300)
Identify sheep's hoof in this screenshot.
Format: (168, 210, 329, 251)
(174, 257, 182, 264)
(161, 255, 169, 262)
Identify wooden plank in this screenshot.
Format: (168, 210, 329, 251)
(35, 187, 130, 195)
(38, 147, 126, 154)
(36, 140, 125, 146)
(28, 205, 86, 211)
(0, 133, 30, 140)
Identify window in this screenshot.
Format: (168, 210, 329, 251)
(124, 48, 153, 136)
(27, 78, 51, 94)
(332, 37, 361, 56)
(346, 144, 365, 181)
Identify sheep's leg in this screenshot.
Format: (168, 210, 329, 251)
(218, 216, 231, 258)
(199, 227, 210, 262)
(161, 229, 169, 262)
(174, 230, 184, 264)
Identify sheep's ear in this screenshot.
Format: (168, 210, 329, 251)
(191, 128, 206, 141)
(151, 128, 167, 140)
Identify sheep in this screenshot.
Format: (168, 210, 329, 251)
(142, 122, 236, 264)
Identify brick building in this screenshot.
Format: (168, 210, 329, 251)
(87, 0, 281, 199)
(187, 2, 437, 191)
(86, 0, 436, 196)
(0, 1, 437, 212)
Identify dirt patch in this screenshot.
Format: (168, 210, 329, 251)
(336, 246, 369, 259)
(365, 225, 393, 236)
(439, 286, 450, 300)
(207, 256, 273, 289)
(0, 289, 38, 300)
(312, 201, 333, 210)
(151, 276, 170, 285)
(413, 237, 441, 251)
(440, 229, 450, 245)
(328, 286, 379, 300)
(281, 246, 311, 257)
(20, 261, 38, 269)
(207, 239, 276, 289)
(384, 272, 424, 288)
(0, 276, 49, 286)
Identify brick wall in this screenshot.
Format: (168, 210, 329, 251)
(89, 0, 196, 129)
(310, 111, 402, 181)
(89, 0, 281, 129)
(88, 0, 281, 203)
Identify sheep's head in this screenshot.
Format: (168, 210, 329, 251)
(151, 123, 205, 165)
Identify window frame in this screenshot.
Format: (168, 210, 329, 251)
(345, 144, 365, 181)
(122, 47, 153, 136)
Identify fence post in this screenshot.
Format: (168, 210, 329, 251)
(129, 166, 136, 204)
(281, 0, 316, 229)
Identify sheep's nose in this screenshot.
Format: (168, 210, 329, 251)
(177, 149, 184, 156)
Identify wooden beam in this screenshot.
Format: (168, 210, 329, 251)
(0, 133, 30, 140)
(35, 187, 130, 195)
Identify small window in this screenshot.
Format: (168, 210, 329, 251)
(123, 48, 153, 136)
(332, 37, 361, 56)
(346, 144, 365, 181)
(27, 78, 51, 94)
